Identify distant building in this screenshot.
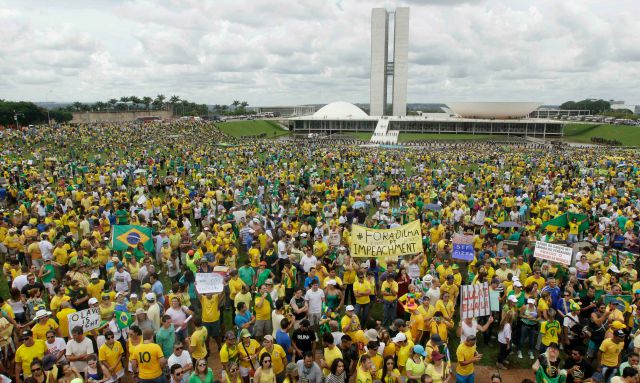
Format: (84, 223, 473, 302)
(251, 106, 317, 117)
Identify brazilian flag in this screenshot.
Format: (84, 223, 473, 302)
(111, 225, 154, 252)
(540, 212, 589, 233)
(115, 311, 133, 329)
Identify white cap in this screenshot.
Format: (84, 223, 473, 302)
(508, 295, 518, 303)
(91, 272, 99, 279)
(88, 298, 99, 305)
(345, 305, 355, 312)
(392, 332, 407, 342)
(514, 281, 523, 287)
(512, 276, 520, 282)
(527, 298, 536, 304)
(326, 279, 337, 286)
(301, 233, 308, 237)
(423, 275, 433, 283)
(145, 293, 156, 301)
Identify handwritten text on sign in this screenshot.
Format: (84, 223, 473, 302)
(460, 282, 491, 319)
(533, 241, 573, 265)
(195, 273, 224, 294)
(350, 220, 423, 257)
(68, 307, 101, 335)
(452, 234, 475, 261)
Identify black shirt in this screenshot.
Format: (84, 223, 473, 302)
(292, 328, 315, 356)
(21, 282, 45, 298)
(579, 295, 596, 320)
(69, 287, 90, 310)
(563, 357, 593, 383)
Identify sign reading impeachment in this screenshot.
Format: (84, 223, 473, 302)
(350, 220, 423, 257)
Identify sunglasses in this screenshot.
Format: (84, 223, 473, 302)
(175, 347, 183, 351)
(106, 336, 114, 340)
(230, 369, 238, 373)
(263, 360, 272, 363)
(175, 371, 183, 376)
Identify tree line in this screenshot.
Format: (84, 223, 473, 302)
(0, 100, 73, 126)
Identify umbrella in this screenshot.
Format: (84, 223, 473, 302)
(352, 201, 367, 210)
(364, 184, 377, 192)
(424, 203, 442, 211)
(496, 221, 521, 228)
(133, 169, 147, 175)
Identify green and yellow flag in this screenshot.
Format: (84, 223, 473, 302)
(115, 310, 133, 329)
(111, 225, 154, 252)
(540, 212, 589, 233)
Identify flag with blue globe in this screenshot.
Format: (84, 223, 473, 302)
(111, 225, 154, 252)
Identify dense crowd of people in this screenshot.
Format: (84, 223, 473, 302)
(0, 121, 639, 383)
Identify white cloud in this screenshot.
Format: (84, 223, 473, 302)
(0, 0, 638, 105)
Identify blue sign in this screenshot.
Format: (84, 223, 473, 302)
(452, 243, 475, 261)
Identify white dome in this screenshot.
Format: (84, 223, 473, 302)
(313, 102, 368, 119)
(446, 102, 542, 119)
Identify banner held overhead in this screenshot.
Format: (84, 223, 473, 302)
(350, 220, 423, 257)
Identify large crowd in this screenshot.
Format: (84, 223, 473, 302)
(0, 121, 639, 383)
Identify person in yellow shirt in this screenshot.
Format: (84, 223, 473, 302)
(392, 332, 414, 374)
(15, 329, 47, 379)
(455, 335, 481, 381)
(525, 268, 546, 289)
(190, 318, 209, 361)
(98, 330, 125, 380)
(238, 329, 261, 379)
(599, 329, 625, 376)
(259, 335, 288, 379)
(56, 301, 77, 339)
(381, 275, 398, 327)
(30, 310, 59, 341)
(201, 292, 223, 350)
(131, 329, 166, 381)
(353, 273, 373, 324)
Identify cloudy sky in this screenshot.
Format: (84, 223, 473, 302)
(1, 0, 639, 106)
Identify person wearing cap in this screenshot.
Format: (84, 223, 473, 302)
(340, 305, 362, 343)
(405, 344, 427, 380)
(507, 280, 525, 308)
(455, 334, 481, 383)
(220, 331, 239, 373)
(238, 328, 261, 381)
(14, 329, 47, 382)
(259, 334, 288, 381)
(256, 261, 276, 290)
(87, 271, 106, 302)
(30, 309, 59, 341)
(134, 307, 156, 333)
(425, 348, 451, 383)
(598, 329, 625, 381)
(391, 331, 413, 374)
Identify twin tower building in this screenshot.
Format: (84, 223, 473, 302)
(370, 7, 409, 117)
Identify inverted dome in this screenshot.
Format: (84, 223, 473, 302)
(446, 102, 542, 119)
(313, 102, 368, 119)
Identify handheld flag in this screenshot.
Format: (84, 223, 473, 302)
(111, 225, 154, 252)
(115, 310, 133, 329)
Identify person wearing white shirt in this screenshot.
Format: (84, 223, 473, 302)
(299, 252, 318, 273)
(167, 342, 192, 383)
(39, 235, 54, 261)
(304, 280, 325, 328)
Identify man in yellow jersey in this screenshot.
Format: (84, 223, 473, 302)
(381, 273, 398, 327)
(353, 272, 373, 325)
(200, 291, 223, 351)
(456, 334, 481, 383)
(190, 318, 209, 362)
(131, 328, 166, 383)
(99, 330, 125, 380)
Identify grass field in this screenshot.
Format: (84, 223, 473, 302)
(563, 123, 640, 146)
(216, 120, 290, 138)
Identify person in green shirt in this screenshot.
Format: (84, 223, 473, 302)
(238, 260, 256, 288)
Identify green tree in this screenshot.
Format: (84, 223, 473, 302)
(142, 96, 153, 110)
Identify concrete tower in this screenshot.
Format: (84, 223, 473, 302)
(370, 7, 409, 117)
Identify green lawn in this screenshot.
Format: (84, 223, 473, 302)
(563, 123, 640, 146)
(215, 120, 290, 138)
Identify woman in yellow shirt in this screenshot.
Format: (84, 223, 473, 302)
(435, 292, 455, 321)
(377, 357, 402, 383)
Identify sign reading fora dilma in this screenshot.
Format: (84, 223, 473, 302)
(350, 220, 423, 257)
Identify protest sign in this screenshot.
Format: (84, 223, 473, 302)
(350, 220, 423, 257)
(474, 211, 485, 226)
(533, 241, 573, 265)
(68, 307, 101, 335)
(195, 272, 224, 294)
(461, 282, 491, 319)
(452, 234, 475, 261)
(232, 210, 247, 223)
